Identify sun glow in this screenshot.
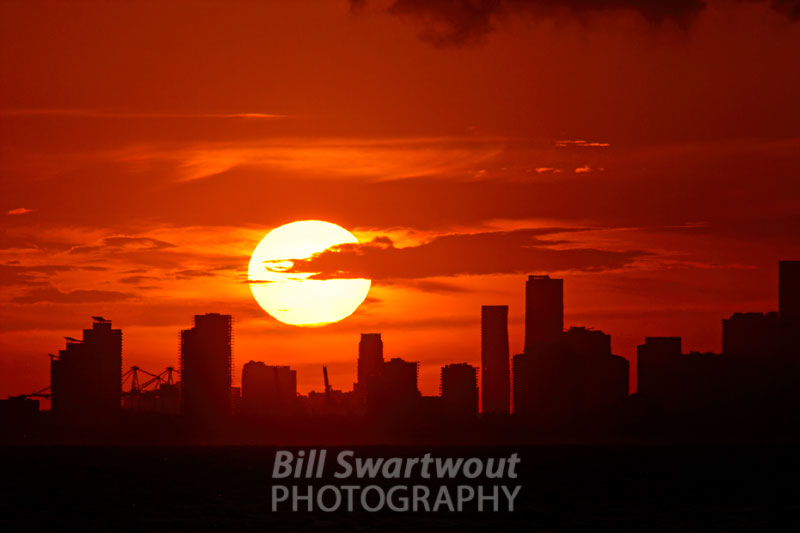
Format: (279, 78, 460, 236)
(248, 220, 371, 326)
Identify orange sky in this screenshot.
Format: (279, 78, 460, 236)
(2, 0, 800, 401)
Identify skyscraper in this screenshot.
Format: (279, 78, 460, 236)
(722, 312, 780, 357)
(366, 357, 420, 417)
(513, 326, 628, 418)
(356, 333, 384, 398)
(50, 317, 122, 422)
(481, 305, 510, 414)
(440, 363, 478, 418)
(637, 336, 682, 398)
(780, 261, 800, 326)
(524, 275, 564, 353)
(241, 361, 297, 416)
(180, 313, 232, 419)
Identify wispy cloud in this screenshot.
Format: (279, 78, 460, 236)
(11, 283, 134, 304)
(0, 108, 286, 120)
(6, 208, 32, 215)
(556, 140, 611, 148)
(160, 136, 507, 183)
(68, 236, 177, 255)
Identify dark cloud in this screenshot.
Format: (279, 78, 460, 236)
(0, 264, 73, 286)
(120, 275, 160, 285)
(69, 236, 176, 255)
(283, 228, 643, 281)
(10, 283, 134, 304)
(0, 230, 79, 252)
(174, 269, 215, 280)
(362, 0, 799, 46)
(382, 279, 475, 293)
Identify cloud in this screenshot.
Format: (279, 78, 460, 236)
(388, 279, 474, 293)
(0, 264, 73, 286)
(364, 0, 800, 47)
(283, 228, 643, 282)
(11, 283, 134, 304)
(6, 208, 32, 215)
(120, 275, 160, 285)
(556, 140, 611, 148)
(68, 236, 176, 255)
(174, 269, 215, 280)
(0, 109, 285, 120)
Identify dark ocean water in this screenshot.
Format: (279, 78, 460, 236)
(1, 445, 799, 532)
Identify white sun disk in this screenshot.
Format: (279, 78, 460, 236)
(248, 220, 371, 326)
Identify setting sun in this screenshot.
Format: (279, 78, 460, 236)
(247, 220, 371, 327)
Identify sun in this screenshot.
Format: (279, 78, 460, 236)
(248, 220, 371, 326)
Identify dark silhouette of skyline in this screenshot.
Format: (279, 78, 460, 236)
(180, 313, 232, 420)
(524, 275, 563, 352)
(50, 317, 121, 423)
(441, 362, 479, 419)
(355, 333, 383, 401)
(513, 326, 628, 423)
(2, 260, 800, 445)
(366, 357, 420, 419)
(480, 305, 510, 415)
(241, 361, 297, 417)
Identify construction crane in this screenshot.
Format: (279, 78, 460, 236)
(122, 366, 177, 396)
(12, 385, 51, 400)
(322, 365, 332, 404)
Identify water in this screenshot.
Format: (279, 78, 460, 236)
(1, 445, 799, 531)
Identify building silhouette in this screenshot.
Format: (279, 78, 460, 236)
(524, 275, 563, 353)
(50, 317, 121, 423)
(481, 305, 510, 414)
(780, 261, 800, 325)
(723, 312, 781, 358)
(179, 313, 232, 419)
(780, 261, 800, 353)
(7, 260, 800, 445)
(366, 357, 419, 417)
(241, 361, 297, 416)
(637, 336, 682, 405)
(356, 333, 384, 399)
(440, 363, 478, 418)
(514, 325, 628, 421)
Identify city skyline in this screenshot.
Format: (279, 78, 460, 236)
(3, 2, 800, 530)
(9, 261, 798, 424)
(4, 1, 800, 405)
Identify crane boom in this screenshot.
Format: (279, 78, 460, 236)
(322, 366, 331, 404)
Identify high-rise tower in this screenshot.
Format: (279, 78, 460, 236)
(180, 313, 232, 419)
(50, 317, 122, 422)
(780, 261, 800, 326)
(441, 363, 479, 418)
(481, 305, 510, 414)
(524, 275, 564, 353)
(356, 333, 384, 398)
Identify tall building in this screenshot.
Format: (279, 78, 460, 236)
(637, 336, 682, 398)
(440, 363, 478, 418)
(524, 275, 564, 353)
(50, 317, 122, 422)
(241, 361, 297, 416)
(180, 313, 232, 419)
(513, 327, 628, 419)
(356, 333, 384, 398)
(722, 312, 781, 358)
(366, 357, 419, 416)
(780, 261, 800, 326)
(481, 305, 510, 414)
